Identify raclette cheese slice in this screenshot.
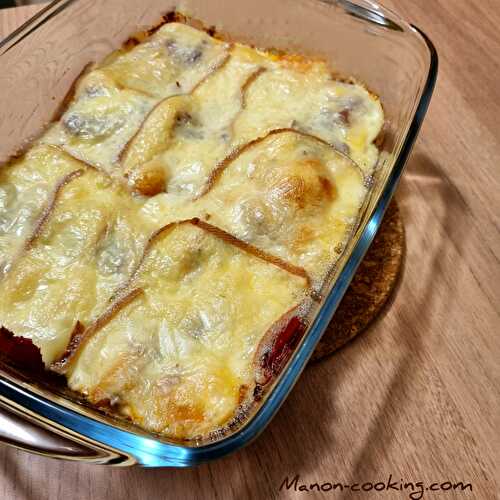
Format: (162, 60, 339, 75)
(99, 22, 230, 99)
(41, 70, 156, 175)
(234, 64, 384, 174)
(0, 145, 87, 277)
(0, 169, 151, 364)
(66, 221, 308, 440)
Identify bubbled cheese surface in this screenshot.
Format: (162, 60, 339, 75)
(142, 130, 368, 288)
(0, 21, 383, 440)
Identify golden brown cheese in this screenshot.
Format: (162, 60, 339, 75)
(0, 19, 384, 440)
(67, 222, 308, 439)
(0, 169, 151, 364)
(141, 129, 367, 287)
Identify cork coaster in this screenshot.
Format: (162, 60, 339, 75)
(310, 200, 405, 362)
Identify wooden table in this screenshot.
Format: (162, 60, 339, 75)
(1, 3, 499, 499)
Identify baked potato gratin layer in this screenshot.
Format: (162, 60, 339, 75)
(0, 18, 383, 441)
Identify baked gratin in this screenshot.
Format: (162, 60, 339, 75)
(0, 17, 383, 441)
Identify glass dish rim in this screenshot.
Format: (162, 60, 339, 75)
(0, 0, 438, 467)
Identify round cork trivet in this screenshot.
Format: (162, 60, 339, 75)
(310, 200, 405, 362)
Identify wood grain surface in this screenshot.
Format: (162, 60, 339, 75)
(0, 2, 499, 499)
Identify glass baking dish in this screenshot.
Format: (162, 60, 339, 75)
(0, 0, 437, 466)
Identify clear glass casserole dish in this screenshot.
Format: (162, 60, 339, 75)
(0, 0, 437, 466)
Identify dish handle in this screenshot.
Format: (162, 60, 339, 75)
(0, 401, 123, 463)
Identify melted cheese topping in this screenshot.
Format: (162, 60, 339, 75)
(142, 130, 367, 287)
(68, 223, 307, 438)
(0, 21, 384, 440)
(118, 37, 382, 197)
(234, 62, 383, 174)
(99, 23, 230, 99)
(0, 145, 83, 277)
(0, 169, 151, 364)
(124, 48, 264, 197)
(41, 71, 156, 174)
(40, 23, 230, 176)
